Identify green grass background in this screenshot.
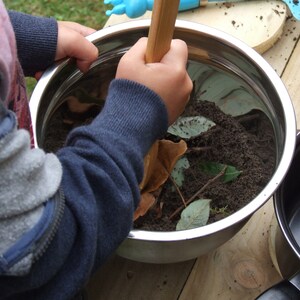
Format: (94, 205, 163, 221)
(5, 0, 110, 95)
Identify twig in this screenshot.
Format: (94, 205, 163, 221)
(155, 201, 164, 219)
(186, 146, 212, 154)
(169, 174, 187, 208)
(169, 166, 227, 220)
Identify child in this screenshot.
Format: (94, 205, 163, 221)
(0, 1, 192, 299)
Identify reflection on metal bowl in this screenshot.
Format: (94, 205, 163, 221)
(30, 20, 296, 263)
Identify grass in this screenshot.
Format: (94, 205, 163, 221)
(5, 0, 110, 95)
(5, 0, 109, 29)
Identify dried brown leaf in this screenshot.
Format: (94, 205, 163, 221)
(135, 139, 187, 221)
(134, 192, 157, 221)
(139, 141, 159, 190)
(141, 139, 187, 194)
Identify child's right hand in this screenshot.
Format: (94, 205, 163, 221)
(116, 37, 193, 125)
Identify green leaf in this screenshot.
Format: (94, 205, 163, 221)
(167, 116, 215, 139)
(176, 199, 211, 230)
(171, 156, 190, 187)
(199, 161, 242, 183)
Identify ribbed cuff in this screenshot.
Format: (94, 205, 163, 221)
(8, 10, 58, 76)
(90, 79, 169, 156)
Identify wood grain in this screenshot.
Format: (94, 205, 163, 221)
(177, 1, 287, 54)
(179, 200, 281, 300)
(264, 16, 300, 76)
(146, 0, 180, 63)
(281, 36, 300, 127)
(86, 255, 195, 299)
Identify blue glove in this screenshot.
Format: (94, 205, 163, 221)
(105, 0, 200, 18)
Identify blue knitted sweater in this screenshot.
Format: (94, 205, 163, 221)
(0, 4, 168, 300)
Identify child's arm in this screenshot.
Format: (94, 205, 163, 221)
(8, 10, 58, 76)
(0, 17, 192, 300)
(8, 11, 98, 76)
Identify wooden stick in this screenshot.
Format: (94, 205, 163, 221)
(146, 0, 180, 63)
(139, 0, 180, 206)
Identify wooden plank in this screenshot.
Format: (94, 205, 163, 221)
(179, 199, 281, 300)
(86, 255, 195, 299)
(177, 1, 286, 54)
(263, 16, 300, 76)
(281, 36, 300, 126)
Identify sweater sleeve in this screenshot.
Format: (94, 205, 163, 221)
(0, 79, 168, 300)
(8, 10, 57, 77)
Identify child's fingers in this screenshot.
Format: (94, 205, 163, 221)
(121, 37, 148, 63)
(59, 21, 97, 36)
(56, 24, 99, 73)
(116, 37, 148, 78)
(160, 39, 189, 68)
(66, 33, 98, 72)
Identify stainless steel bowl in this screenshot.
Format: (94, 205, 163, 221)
(30, 19, 296, 263)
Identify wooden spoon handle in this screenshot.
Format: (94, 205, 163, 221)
(146, 0, 180, 63)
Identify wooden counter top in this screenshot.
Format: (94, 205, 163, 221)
(85, 7, 300, 300)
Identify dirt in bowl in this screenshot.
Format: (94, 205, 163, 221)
(135, 100, 275, 231)
(43, 98, 276, 232)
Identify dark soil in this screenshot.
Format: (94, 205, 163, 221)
(134, 101, 275, 231)
(44, 99, 276, 232)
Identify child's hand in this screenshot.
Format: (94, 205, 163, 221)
(56, 21, 99, 73)
(116, 37, 193, 125)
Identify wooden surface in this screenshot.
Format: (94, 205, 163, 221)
(85, 5, 300, 300)
(105, 1, 287, 54)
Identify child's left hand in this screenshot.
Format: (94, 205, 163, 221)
(56, 21, 99, 73)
